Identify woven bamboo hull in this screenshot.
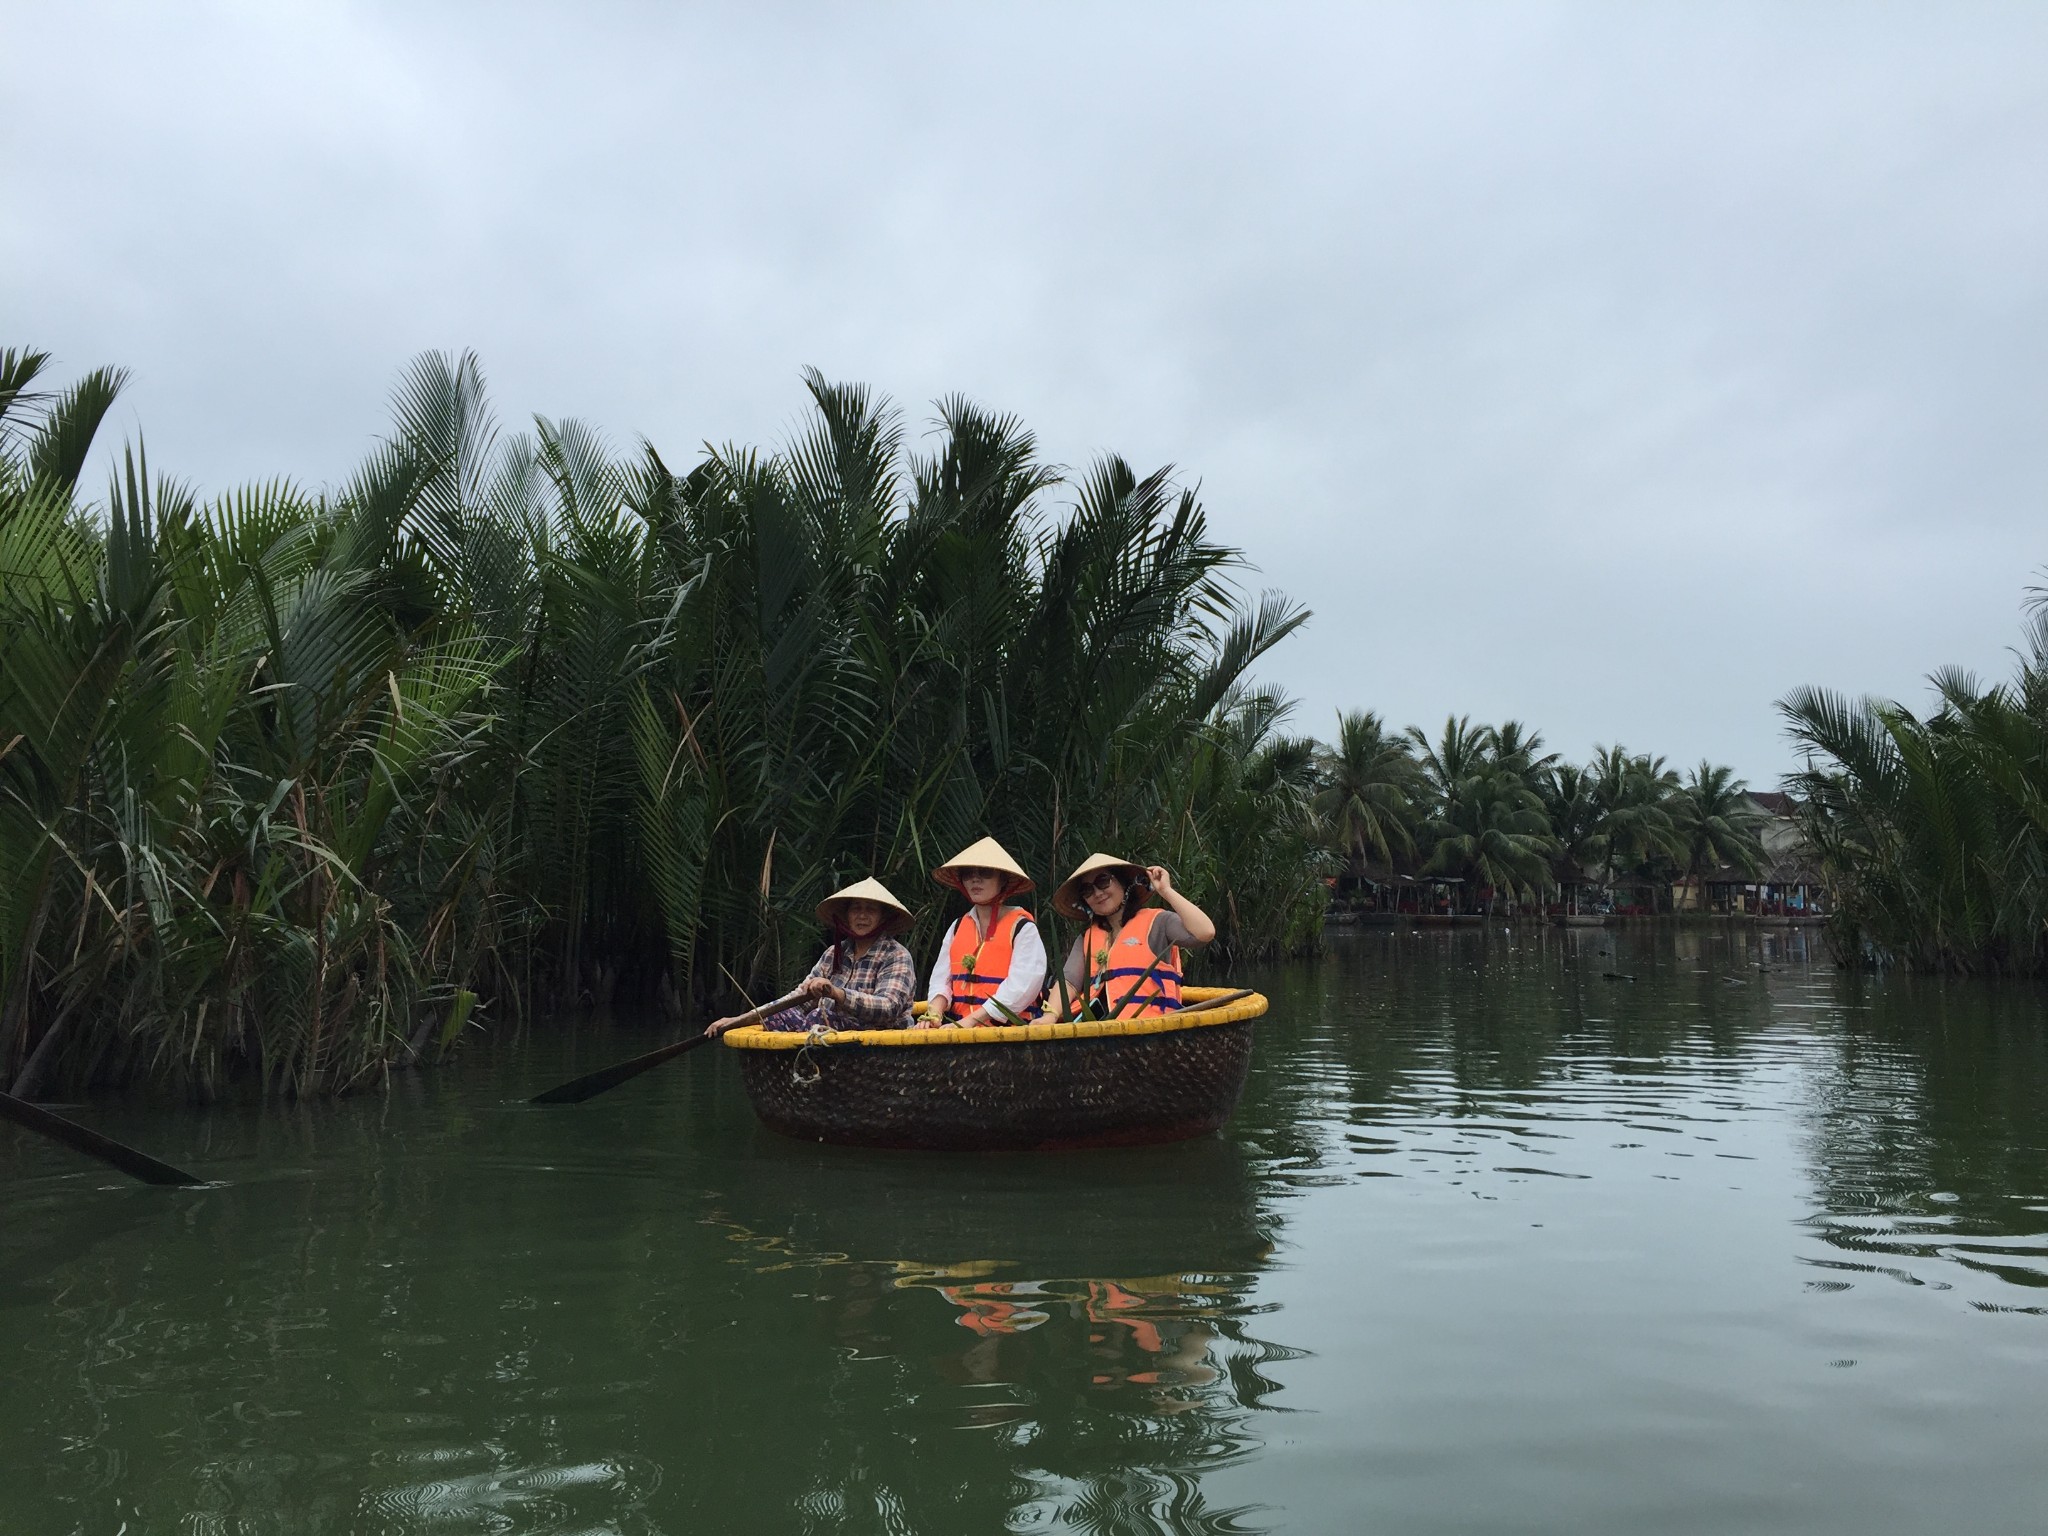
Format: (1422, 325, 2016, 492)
(733, 1013, 1258, 1152)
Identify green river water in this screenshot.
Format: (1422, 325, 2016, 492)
(4, 926, 2046, 1534)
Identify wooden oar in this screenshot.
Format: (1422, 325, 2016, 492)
(1165, 988, 1254, 1018)
(0, 1091, 205, 1187)
(1060, 986, 1255, 1025)
(529, 986, 807, 1105)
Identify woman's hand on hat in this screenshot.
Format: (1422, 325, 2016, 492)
(1147, 865, 1174, 896)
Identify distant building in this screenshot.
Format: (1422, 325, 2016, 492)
(1333, 860, 1468, 917)
(1682, 791, 1827, 917)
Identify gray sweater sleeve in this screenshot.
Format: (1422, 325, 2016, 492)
(1149, 910, 1197, 956)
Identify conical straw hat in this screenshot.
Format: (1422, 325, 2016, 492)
(932, 836, 1034, 898)
(1053, 852, 1150, 918)
(815, 877, 915, 937)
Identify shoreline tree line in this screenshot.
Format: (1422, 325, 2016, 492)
(1314, 713, 1767, 914)
(2, 346, 2033, 1098)
(0, 347, 1323, 1097)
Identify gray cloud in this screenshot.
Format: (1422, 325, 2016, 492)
(6, 1, 2045, 782)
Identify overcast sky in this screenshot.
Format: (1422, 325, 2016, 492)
(6, 2, 2045, 784)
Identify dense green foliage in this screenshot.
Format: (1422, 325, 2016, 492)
(1782, 595, 2048, 974)
(0, 340, 1818, 1098)
(1317, 712, 1764, 913)
(0, 348, 1321, 1096)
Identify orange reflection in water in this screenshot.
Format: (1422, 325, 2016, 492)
(906, 1266, 1227, 1404)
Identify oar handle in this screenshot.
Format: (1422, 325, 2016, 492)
(713, 986, 809, 1035)
(1166, 987, 1254, 1018)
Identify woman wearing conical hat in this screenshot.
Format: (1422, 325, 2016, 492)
(707, 877, 919, 1036)
(922, 837, 1046, 1028)
(1046, 853, 1215, 1020)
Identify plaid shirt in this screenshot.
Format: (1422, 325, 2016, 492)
(801, 936, 917, 1028)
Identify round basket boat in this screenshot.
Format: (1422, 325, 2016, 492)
(720, 986, 1269, 1152)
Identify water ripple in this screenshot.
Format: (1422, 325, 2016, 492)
(358, 1447, 659, 1535)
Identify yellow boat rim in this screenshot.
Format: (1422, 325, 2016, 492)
(720, 986, 1269, 1050)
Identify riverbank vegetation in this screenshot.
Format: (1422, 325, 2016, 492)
(1, 347, 1326, 1096)
(1781, 593, 2048, 976)
(3, 345, 1783, 1097)
(1315, 711, 1766, 912)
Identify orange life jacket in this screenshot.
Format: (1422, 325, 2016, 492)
(947, 906, 1032, 1021)
(1086, 910, 1182, 1016)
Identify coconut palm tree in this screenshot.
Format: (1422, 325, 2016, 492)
(1314, 710, 1419, 872)
(1490, 720, 1558, 793)
(1397, 716, 1568, 912)
(1419, 770, 1557, 913)
(1587, 745, 1682, 908)
(1406, 714, 1491, 808)
(1540, 762, 1603, 913)
(1670, 761, 1765, 905)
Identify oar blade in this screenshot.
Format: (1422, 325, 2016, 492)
(527, 987, 807, 1106)
(0, 1092, 205, 1188)
(528, 1033, 706, 1105)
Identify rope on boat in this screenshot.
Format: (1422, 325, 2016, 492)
(790, 1022, 832, 1088)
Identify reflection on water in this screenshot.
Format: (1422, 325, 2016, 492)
(687, 1136, 1287, 1533)
(1799, 966, 2048, 1302)
(3, 924, 2047, 1534)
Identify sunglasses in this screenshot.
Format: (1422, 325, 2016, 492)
(958, 868, 1002, 882)
(1079, 873, 1124, 896)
